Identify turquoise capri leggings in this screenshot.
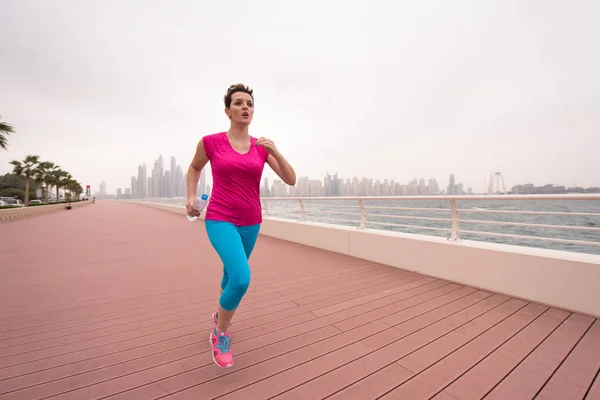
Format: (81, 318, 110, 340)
(205, 220, 261, 311)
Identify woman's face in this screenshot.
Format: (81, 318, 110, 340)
(226, 92, 254, 125)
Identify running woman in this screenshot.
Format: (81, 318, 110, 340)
(186, 83, 296, 368)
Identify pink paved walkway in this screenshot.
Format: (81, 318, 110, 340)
(0, 201, 599, 399)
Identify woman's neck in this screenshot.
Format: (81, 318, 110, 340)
(227, 122, 249, 140)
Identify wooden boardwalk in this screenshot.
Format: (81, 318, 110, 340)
(1, 201, 599, 400)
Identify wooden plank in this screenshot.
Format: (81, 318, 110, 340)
(269, 290, 496, 400)
(380, 303, 548, 399)
(536, 319, 600, 400)
(227, 287, 480, 399)
(432, 308, 569, 400)
(485, 313, 594, 399)
(328, 297, 522, 399)
(587, 371, 600, 400)
(94, 284, 462, 399)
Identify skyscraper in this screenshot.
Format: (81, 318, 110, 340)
(137, 164, 147, 198)
(170, 156, 177, 198)
(448, 174, 456, 195)
(158, 155, 165, 197)
(131, 176, 137, 197)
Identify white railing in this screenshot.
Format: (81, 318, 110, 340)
(261, 194, 600, 250)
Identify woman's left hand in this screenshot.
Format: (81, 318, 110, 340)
(256, 137, 279, 156)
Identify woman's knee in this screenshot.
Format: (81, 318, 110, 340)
(229, 272, 251, 294)
(220, 274, 251, 310)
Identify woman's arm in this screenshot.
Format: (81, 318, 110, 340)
(187, 139, 209, 201)
(256, 137, 296, 186)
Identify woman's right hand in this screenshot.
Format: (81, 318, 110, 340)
(186, 198, 199, 217)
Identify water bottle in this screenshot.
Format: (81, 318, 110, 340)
(186, 194, 209, 221)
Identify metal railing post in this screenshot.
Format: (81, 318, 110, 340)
(450, 199, 459, 240)
(299, 199, 306, 222)
(358, 199, 366, 229)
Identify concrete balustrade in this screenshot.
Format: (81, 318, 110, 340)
(0, 201, 91, 223)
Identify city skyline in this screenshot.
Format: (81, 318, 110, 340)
(104, 154, 467, 198)
(95, 154, 598, 198)
(106, 154, 208, 199)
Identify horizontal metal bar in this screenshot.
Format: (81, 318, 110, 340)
(459, 219, 600, 232)
(460, 229, 600, 246)
(267, 201, 600, 217)
(305, 204, 360, 209)
(262, 205, 299, 209)
(264, 194, 600, 201)
(458, 209, 600, 217)
(365, 213, 452, 223)
(307, 215, 360, 224)
(305, 210, 360, 217)
(367, 220, 451, 232)
(365, 206, 450, 212)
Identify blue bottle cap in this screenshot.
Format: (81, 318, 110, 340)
(201, 194, 208, 200)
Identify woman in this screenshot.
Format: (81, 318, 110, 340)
(186, 83, 296, 368)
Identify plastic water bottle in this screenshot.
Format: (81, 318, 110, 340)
(186, 194, 209, 221)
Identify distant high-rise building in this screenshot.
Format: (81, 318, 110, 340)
(408, 179, 419, 195)
(296, 177, 309, 196)
(308, 179, 323, 196)
(448, 174, 456, 195)
(261, 177, 270, 197)
(373, 180, 383, 196)
(428, 178, 440, 195)
(383, 179, 390, 196)
(99, 181, 107, 195)
(137, 164, 147, 198)
(389, 180, 396, 196)
(131, 176, 137, 197)
(165, 170, 171, 197)
(158, 155, 165, 197)
(324, 172, 342, 196)
(271, 180, 288, 197)
(168, 156, 177, 198)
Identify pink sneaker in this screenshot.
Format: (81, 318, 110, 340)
(210, 328, 233, 368)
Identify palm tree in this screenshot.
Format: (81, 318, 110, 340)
(0, 116, 14, 150)
(64, 179, 83, 200)
(10, 155, 40, 206)
(71, 181, 83, 199)
(35, 161, 58, 203)
(50, 169, 70, 201)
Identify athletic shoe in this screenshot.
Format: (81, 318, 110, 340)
(210, 328, 233, 368)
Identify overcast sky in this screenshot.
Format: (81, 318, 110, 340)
(1, 0, 599, 194)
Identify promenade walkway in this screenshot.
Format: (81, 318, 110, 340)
(1, 201, 599, 399)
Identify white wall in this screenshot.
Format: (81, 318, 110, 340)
(260, 218, 600, 318)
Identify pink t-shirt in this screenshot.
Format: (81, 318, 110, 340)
(203, 132, 269, 226)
